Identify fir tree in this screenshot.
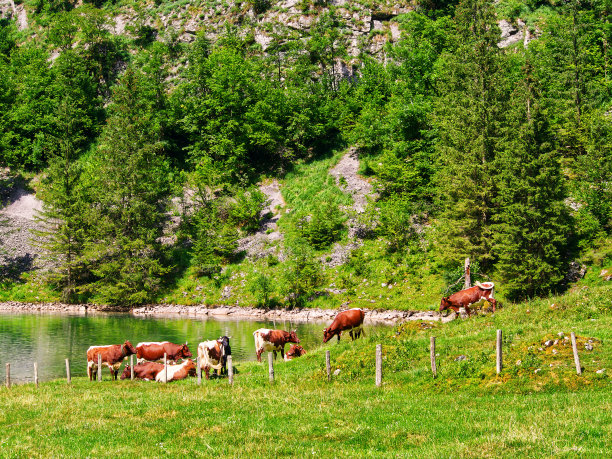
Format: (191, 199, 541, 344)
(85, 67, 171, 305)
(434, 0, 508, 270)
(493, 59, 571, 300)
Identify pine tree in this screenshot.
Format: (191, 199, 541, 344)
(434, 0, 508, 270)
(493, 59, 571, 300)
(36, 97, 89, 302)
(85, 67, 171, 305)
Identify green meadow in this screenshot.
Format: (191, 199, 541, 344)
(1, 285, 610, 457)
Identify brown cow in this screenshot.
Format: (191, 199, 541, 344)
(135, 341, 192, 364)
(284, 344, 307, 361)
(323, 308, 365, 343)
(155, 359, 197, 382)
(86, 341, 137, 381)
(253, 329, 300, 362)
(120, 362, 165, 380)
(198, 336, 231, 380)
(439, 282, 497, 316)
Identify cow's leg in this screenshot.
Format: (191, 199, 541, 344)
(490, 298, 497, 313)
(205, 367, 210, 380)
(87, 362, 93, 381)
(464, 305, 471, 317)
(273, 350, 277, 360)
(256, 349, 263, 362)
(337, 333, 341, 342)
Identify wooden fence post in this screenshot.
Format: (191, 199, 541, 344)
(130, 355, 134, 380)
(496, 330, 503, 374)
(164, 353, 168, 383)
(326, 350, 331, 382)
(65, 359, 71, 384)
(571, 332, 582, 375)
(97, 353, 102, 382)
(196, 356, 202, 385)
(464, 257, 471, 289)
(268, 352, 274, 383)
(5, 363, 10, 388)
(228, 355, 233, 385)
(375, 344, 382, 387)
(34, 362, 39, 388)
(430, 336, 437, 378)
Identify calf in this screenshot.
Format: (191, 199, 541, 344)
(253, 329, 300, 362)
(135, 341, 192, 364)
(155, 359, 197, 383)
(120, 362, 165, 380)
(284, 344, 307, 361)
(439, 282, 497, 317)
(198, 336, 232, 379)
(323, 308, 365, 343)
(86, 341, 137, 381)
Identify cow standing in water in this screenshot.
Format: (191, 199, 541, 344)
(198, 336, 232, 379)
(135, 342, 192, 364)
(86, 341, 137, 381)
(323, 308, 365, 343)
(253, 329, 300, 362)
(439, 282, 497, 316)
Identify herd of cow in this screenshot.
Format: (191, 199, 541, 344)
(85, 284, 497, 382)
(85, 307, 366, 382)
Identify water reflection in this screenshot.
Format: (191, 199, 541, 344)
(0, 312, 392, 383)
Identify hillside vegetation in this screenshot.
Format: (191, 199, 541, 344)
(0, 0, 610, 308)
(0, 285, 610, 456)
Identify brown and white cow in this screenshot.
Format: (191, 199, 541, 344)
(439, 282, 497, 317)
(135, 341, 192, 364)
(120, 362, 165, 381)
(198, 336, 231, 379)
(86, 341, 137, 381)
(284, 344, 307, 361)
(253, 329, 300, 362)
(323, 308, 365, 343)
(155, 359, 197, 383)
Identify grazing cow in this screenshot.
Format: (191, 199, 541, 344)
(86, 341, 137, 381)
(253, 329, 300, 362)
(155, 359, 197, 383)
(323, 308, 366, 343)
(439, 282, 497, 317)
(135, 341, 192, 364)
(120, 362, 165, 381)
(284, 344, 307, 361)
(198, 336, 232, 380)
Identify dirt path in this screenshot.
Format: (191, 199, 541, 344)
(236, 179, 285, 260)
(329, 148, 373, 213)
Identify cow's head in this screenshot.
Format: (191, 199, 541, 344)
(180, 343, 193, 359)
(184, 359, 197, 377)
(439, 297, 458, 316)
(124, 340, 137, 355)
(120, 365, 131, 380)
(286, 345, 306, 359)
(288, 330, 300, 344)
(322, 327, 333, 343)
(217, 336, 232, 356)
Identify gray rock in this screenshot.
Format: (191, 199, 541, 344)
(333, 369, 341, 376)
(544, 340, 555, 347)
(585, 343, 594, 351)
(534, 368, 541, 374)
(455, 355, 467, 362)
(557, 332, 565, 338)
(596, 369, 605, 374)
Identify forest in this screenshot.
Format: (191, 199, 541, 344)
(0, 0, 610, 307)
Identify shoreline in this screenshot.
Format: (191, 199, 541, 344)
(0, 302, 454, 324)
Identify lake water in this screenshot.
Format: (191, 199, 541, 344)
(0, 312, 393, 383)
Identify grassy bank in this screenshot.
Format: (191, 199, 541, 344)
(0, 285, 610, 457)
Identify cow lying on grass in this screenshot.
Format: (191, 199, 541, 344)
(284, 344, 307, 361)
(120, 362, 165, 381)
(155, 359, 197, 383)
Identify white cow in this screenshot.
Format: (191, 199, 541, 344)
(155, 359, 196, 383)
